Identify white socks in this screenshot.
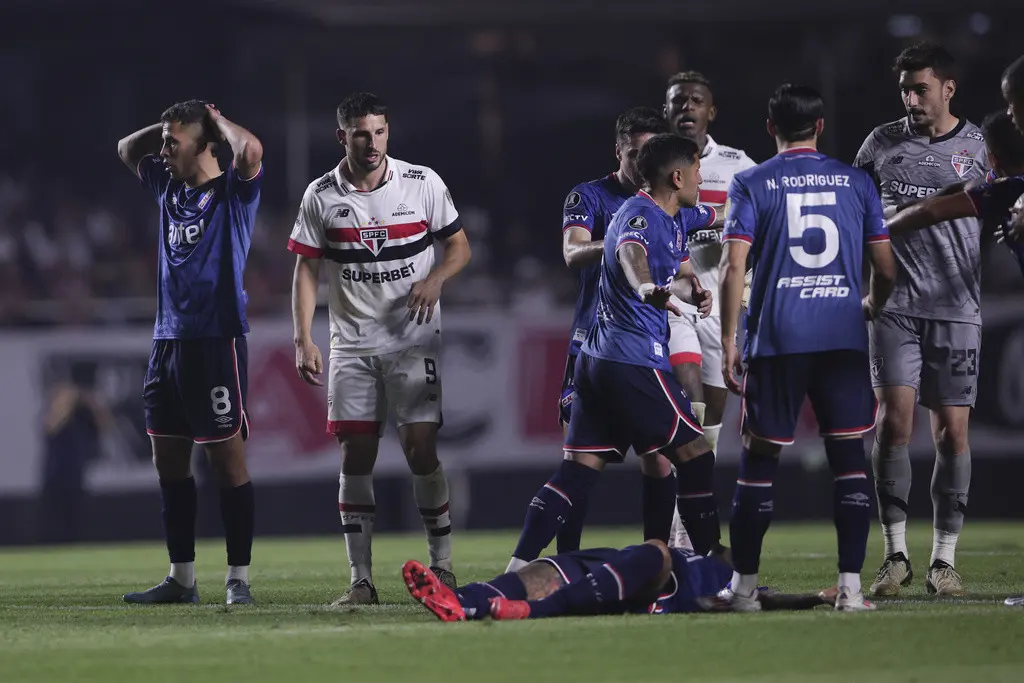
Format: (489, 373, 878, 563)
(839, 572, 861, 594)
(339, 473, 376, 585)
(731, 571, 759, 598)
(413, 464, 453, 571)
(226, 565, 249, 585)
(882, 520, 908, 558)
(170, 562, 195, 587)
(931, 529, 959, 567)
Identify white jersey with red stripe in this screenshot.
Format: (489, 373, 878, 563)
(687, 136, 756, 316)
(287, 156, 463, 357)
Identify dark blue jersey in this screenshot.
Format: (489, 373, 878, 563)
(562, 175, 634, 355)
(967, 172, 1024, 277)
(644, 547, 733, 614)
(722, 148, 889, 359)
(138, 156, 263, 339)
(583, 191, 713, 370)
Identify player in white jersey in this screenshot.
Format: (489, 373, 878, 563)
(663, 72, 756, 549)
(289, 92, 472, 605)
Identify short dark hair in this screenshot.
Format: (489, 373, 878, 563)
(667, 70, 712, 92)
(768, 84, 824, 143)
(337, 92, 388, 128)
(893, 42, 957, 81)
(1003, 55, 1024, 98)
(615, 106, 669, 141)
(160, 99, 219, 149)
(982, 110, 1024, 167)
(637, 133, 699, 187)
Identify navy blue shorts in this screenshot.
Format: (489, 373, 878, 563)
(565, 353, 702, 461)
(558, 354, 577, 427)
(741, 350, 877, 445)
(538, 548, 622, 584)
(144, 337, 249, 443)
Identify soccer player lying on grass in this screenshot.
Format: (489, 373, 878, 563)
(403, 540, 836, 621)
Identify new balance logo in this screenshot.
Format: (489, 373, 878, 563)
(392, 202, 415, 217)
(336, 208, 350, 218)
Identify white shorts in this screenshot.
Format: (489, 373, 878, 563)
(668, 313, 725, 389)
(327, 336, 442, 437)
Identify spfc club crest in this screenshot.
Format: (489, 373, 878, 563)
(360, 228, 388, 255)
(950, 150, 975, 179)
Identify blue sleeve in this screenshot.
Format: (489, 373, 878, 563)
(721, 175, 755, 245)
(966, 175, 1024, 222)
(859, 172, 889, 244)
(227, 161, 264, 206)
(137, 155, 171, 200)
(614, 210, 653, 255)
(562, 185, 599, 234)
(679, 204, 717, 236)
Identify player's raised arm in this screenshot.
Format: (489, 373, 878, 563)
(617, 236, 680, 316)
(205, 104, 263, 180)
(116, 123, 162, 177)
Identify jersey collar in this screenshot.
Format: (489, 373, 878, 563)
(701, 135, 717, 158)
(333, 155, 395, 193)
(779, 146, 819, 155)
(904, 116, 966, 144)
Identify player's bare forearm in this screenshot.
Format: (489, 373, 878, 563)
(866, 241, 897, 311)
(887, 192, 976, 235)
(430, 229, 471, 283)
(719, 241, 749, 342)
(668, 260, 699, 304)
(209, 109, 263, 178)
(618, 242, 655, 293)
(562, 228, 603, 268)
(291, 256, 321, 344)
(116, 123, 162, 177)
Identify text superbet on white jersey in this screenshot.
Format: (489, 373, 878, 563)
(685, 136, 756, 316)
(722, 148, 889, 359)
(287, 156, 463, 356)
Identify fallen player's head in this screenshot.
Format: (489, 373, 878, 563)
(981, 110, 1024, 177)
(336, 92, 389, 172)
(158, 99, 220, 181)
(614, 106, 669, 190)
(664, 71, 715, 141)
(637, 133, 702, 207)
(767, 83, 824, 145)
(1002, 55, 1024, 134)
(893, 41, 957, 129)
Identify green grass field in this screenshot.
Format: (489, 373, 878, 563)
(2, 523, 1023, 682)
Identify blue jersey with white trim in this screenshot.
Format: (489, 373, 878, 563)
(967, 172, 1024, 277)
(643, 547, 733, 614)
(562, 175, 634, 355)
(583, 192, 713, 369)
(138, 156, 263, 339)
(723, 149, 888, 359)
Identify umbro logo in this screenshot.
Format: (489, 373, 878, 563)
(392, 202, 415, 217)
(215, 416, 233, 424)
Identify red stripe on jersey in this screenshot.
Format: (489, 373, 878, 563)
(866, 234, 890, 243)
(287, 238, 324, 258)
(699, 189, 728, 204)
(326, 220, 428, 243)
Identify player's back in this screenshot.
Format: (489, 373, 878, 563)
(139, 156, 263, 339)
(724, 149, 888, 359)
(583, 192, 687, 370)
(562, 175, 634, 354)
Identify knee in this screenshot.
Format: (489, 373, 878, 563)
(933, 422, 969, 457)
(742, 434, 782, 458)
(151, 441, 192, 482)
(677, 436, 714, 462)
(640, 454, 673, 478)
(340, 436, 379, 475)
(878, 405, 913, 446)
(204, 438, 250, 487)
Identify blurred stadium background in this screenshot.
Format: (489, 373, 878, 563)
(2, 0, 1023, 546)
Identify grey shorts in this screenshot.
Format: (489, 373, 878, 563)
(868, 311, 981, 409)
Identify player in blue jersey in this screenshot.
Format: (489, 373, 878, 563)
(116, 100, 264, 605)
(541, 107, 673, 563)
(403, 542, 833, 621)
(718, 85, 896, 612)
(505, 133, 721, 572)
